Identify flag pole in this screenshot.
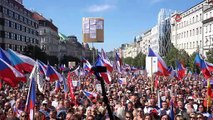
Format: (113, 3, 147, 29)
(207, 78, 211, 112)
(151, 57, 153, 93)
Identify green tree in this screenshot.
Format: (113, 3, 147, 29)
(24, 45, 47, 62)
(164, 44, 179, 67)
(123, 57, 134, 66)
(206, 49, 213, 63)
(133, 52, 146, 68)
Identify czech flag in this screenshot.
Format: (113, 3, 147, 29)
(54, 81, 60, 93)
(82, 58, 92, 73)
(115, 52, 122, 72)
(25, 78, 36, 120)
(38, 60, 47, 75)
(0, 48, 11, 65)
(94, 55, 111, 84)
(118, 78, 127, 85)
(148, 48, 169, 76)
(7, 49, 33, 73)
(194, 54, 202, 66)
(206, 62, 213, 72)
(200, 59, 211, 79)
(176, 60, 186, 80)
(46, 65, 62, 82)
(101, 49, 113, 72)
(67, 72, 75, 101)
(83, 90, 97, 99)
(0, 58, 26, 86)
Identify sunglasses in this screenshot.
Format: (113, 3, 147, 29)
(126, 116, 131, 118)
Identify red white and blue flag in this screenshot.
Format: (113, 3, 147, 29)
(25, 78, 36, 120)
(0, 58, 26, 87)
(54, 81, 60, 93)
(95, 55, 111, 84)
(194, 54, 212, 79)
(7, 49, 33, 73)
(176, 60, 186, 80)
(148, 48, 169, 76)
(82, 58, 92, 73)
(115, 52, 122, 72)
(101, 49, 113, 72)
(46, 65, 62, 82)
(83, 90, 97, 99)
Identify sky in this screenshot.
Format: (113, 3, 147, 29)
(24, 0, 203, 52)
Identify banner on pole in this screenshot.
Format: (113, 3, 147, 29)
(146, 57, 158, 77)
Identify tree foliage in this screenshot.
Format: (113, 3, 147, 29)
(206, 49, 213, 63)
(123, 52, 146, 68)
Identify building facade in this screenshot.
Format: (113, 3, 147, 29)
(203, 2, 213, 56)
(32, 12, 59, 57)
(171, 1, 205, 55)
(0, 0, 39, 53)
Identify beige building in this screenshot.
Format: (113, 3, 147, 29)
(32, 12, 59, 57)
(171, 1, 205, 55)
(203, 1, 213, 56)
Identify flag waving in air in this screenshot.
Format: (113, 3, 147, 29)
(148, 48, 169, 76)
(176, 60, 186, 80)
(25, 78, 36, 120)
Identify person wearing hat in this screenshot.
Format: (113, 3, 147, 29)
(39, 100, 50, 119)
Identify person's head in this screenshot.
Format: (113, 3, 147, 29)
(198, 104, 205, 113)
(189, 113, 196, 120)
(175, 115, 184, 120)
(161, 114, 170, 120)
(66, 112, 73, 120)
(162, 101, 168, 109)
(143, 113, 152, 120)
(20, 112, 28, 120)
(137, 108, 143, 117)
(49, 110, 57, 119)
(196, 113, 204, 120)
(15, 98, 22, 108)
(177, 100, 183, 109)
(127, 101, 133, 110)
(149, 98, 155, 107)
(86, 115, 94, 120)
(125, 111, 133, 120)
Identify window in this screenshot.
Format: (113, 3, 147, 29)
(196, 15, 198, 22)
(4, 32, 9, 38)
(16, 34, 20, 41)
(200, 14, 202, 20)
(26, 36, 29, 42)
(10, 33, 15, 39)
(200, 27, 202, 34)
(14, 13, 18, 20)
(16, 24, 20, 30)
(193, 29, 195, 36)
(196, 28, 199, 35)
(24, 18, 27, 24)
(210, 24, 212, 32)
(206, 26, 208, 33)
(3, 7, 7, 14)
(21, 36, 25, 42)
(20, 16, 23, 22)
(193, 17, 195, 23)
(4, 19, 10, 27)
(11, 22, 15, 28)
(187, 31, 188, 37)
(193, 42, 195, 48)
(210, 12, 212, 18)
(9, 10, 13, 18)
(190, 30, 192, 36)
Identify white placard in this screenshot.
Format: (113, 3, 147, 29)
(146, 57, 158, 77)
(96, 84, 102, 93)
(72, 81, 78, 87)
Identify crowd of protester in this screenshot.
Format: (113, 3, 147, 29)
(0, 68, 213, 120)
